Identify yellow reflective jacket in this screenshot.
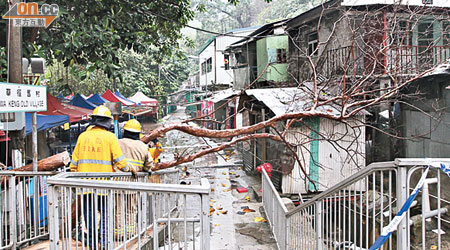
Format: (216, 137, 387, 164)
(148, 141, 163, 163)
(69, 126, 128, 172)
(118, 138, 154, 172)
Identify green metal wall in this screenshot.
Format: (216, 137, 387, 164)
(256, 35, 289, 82)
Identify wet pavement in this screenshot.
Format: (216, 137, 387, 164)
(150, 108, 278, 250)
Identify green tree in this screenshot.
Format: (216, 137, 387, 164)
(117, 48, 192, 100)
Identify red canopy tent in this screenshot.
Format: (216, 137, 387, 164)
(0, 130, 10, 142)
(39, 93, 91, 123)
(102, 90, 135, 106)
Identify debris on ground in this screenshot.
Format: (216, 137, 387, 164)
(254, 217, 267, 223)
(237, 187, 248, 193)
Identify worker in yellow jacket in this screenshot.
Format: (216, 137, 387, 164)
(115, 119, 153, 237)
(148, 139, 163, 163)
(69, 105, 129, 173)
(69, 105, 131, 249)
(118, 119, 154, 172)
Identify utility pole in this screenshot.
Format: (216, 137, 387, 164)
(7, 0, 22, 85)
(7, 0, 25, 169)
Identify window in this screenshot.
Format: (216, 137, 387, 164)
(224, 54, 230, 70)
(201, 62, 207, 75)
(0, 113, 15, 122)
(206, 58, 212, 73)
(276, 48, 287, 63)
(268, 48, 287, 63)
(307, 32, 318, 56)
(417, 22, 434, 47)
(443, 20, 450, 45)
(236, 52, 247, 65)
(392, 20, 412, 46)
(201, 58, 212, 75)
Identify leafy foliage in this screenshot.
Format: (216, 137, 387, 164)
(117, 48, 192, 100)
(34, 0, 194, 79)
(46, 61, 112, 96)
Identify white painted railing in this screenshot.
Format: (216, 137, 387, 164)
(47, 170, 210, 250)
(263, 159, 450, 250)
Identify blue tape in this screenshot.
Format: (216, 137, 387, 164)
(438, 163, 450, 178)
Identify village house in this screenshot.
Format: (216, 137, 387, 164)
(286, 0, 450, 162)
(197, 26, 259, 91)
(220, 0, 450, 194)
(223, 18, 366, 194)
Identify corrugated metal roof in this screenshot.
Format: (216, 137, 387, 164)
(245, 88, 341, 116)
(206, 88, 239, 103)
(342, 0, 450, 7)
(197, 35, 217, 56)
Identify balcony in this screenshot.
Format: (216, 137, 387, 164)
(324, 45, 450, 78)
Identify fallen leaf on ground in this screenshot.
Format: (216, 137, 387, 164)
(226, 177, 230, 180)
(210, 203, 213, 207)
(216, 212, 220, 215)
(222, 172, 227, 175)
(229, 172, 235, 175)
(245, 196, 250, 201)
(217, 206, 223, 210)
(243, 208, 255, 213)
(215, 224, 220, 226)
(235, 174, 240, 178)
(211, 188, 215, 192)
(221, 183, 228, 187)
(254, 217, 267, 223)
(210, 208, 215, 213)
(224, 189, 231, 192)
(220, 210, 228, 214)
(210, 199, 216, 203)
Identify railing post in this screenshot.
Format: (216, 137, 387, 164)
(315, 201, 322, 250)
(9, 175, 17, 250)
(285, 216, 290, 250)
(48, 184, 59, 250)
(396, 164, 408, 249)
(200, 178, 210, 250)
(107, 190, 114, 250)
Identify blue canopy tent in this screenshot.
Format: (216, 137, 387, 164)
(87, 93, 108, 105)
(25, 113, 69, 135)
(115, 90, 138, 105)
(69, 93, 97, 110)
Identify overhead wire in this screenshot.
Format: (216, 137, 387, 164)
(147, 10, 286, 40)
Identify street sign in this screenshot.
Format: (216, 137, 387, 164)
(0, 82, 47, 113)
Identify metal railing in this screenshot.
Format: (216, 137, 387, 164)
(0, 171, 56, 249)
(262, 169, 288, 250)
(386, 45, 450, 75)
(324, 45, 450, 78)
(262, 158, 450, 250)
(47, 170, 211, 250)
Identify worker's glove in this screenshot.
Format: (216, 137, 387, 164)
(130, 168, 138, 178)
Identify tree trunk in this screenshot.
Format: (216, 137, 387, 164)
(15, 151, 70, 172)
(0, 151, 70, 186)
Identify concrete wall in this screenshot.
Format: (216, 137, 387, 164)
(399, 80, 450, 158)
